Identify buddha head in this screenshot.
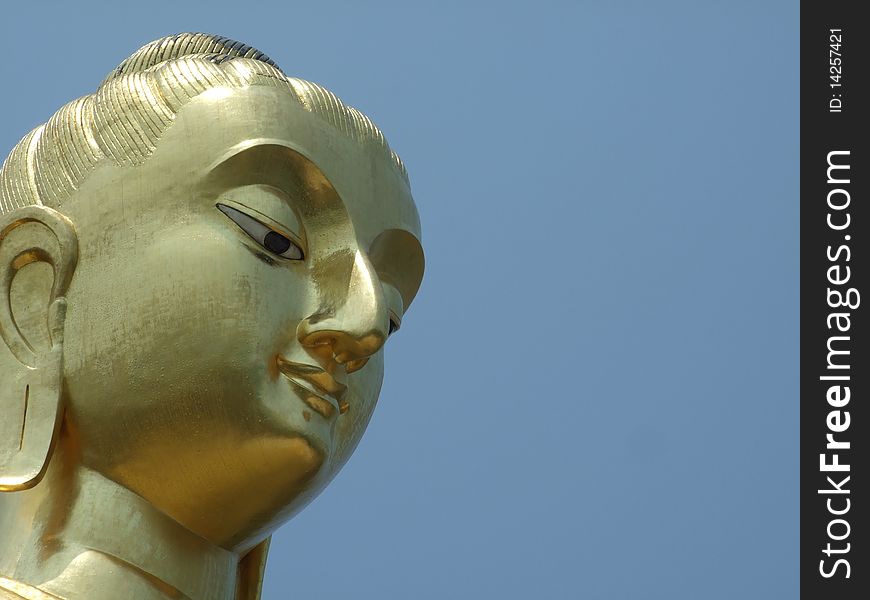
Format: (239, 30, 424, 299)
(0, 34, 424, 554)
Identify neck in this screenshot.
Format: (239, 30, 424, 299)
(0, 433, 240, 600)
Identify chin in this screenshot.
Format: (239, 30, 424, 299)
(220, 434, 333, 551)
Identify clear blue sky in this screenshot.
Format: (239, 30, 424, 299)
(0, 1, 798, 598)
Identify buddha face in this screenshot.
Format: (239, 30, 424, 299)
(50, 86, 423, 551)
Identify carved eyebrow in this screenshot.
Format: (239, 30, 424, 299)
(206, 144, 347, 223)
(368, 229, 425, 312)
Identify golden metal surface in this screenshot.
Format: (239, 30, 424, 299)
(0, 33, 423, 599)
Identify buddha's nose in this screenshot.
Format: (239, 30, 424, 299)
(297, 251, 388, 372)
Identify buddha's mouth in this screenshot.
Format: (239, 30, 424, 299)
(276, 356, 348, 418)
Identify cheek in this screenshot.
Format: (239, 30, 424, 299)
(63, 224, 310, 457)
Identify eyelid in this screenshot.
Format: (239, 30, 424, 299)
(217, 203, 305, 260)
(388, 310, 401, 335)
(382, 283, 404, 335)
(216, 198, 305, 251)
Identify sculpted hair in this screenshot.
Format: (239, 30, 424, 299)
(0, 32, 408, 215)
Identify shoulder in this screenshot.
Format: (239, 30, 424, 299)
(0, 577, 59, 600)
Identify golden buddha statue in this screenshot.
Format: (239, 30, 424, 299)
(0, 33, 424, 600)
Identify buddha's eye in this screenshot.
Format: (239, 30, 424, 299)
(388, 314, 401, 336)
(217, 203, 304, 260)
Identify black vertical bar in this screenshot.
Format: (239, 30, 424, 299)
(801, 2, 869, 598)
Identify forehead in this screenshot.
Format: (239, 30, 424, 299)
(172, 85, 422, 247)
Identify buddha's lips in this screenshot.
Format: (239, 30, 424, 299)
(276, 356, 347, 418)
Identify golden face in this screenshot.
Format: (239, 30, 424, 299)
(53, 86, 423, 551)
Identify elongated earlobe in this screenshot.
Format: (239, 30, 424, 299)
(0, 205, 77, 491)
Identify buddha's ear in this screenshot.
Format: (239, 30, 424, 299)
(0, 205, 77, 492)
